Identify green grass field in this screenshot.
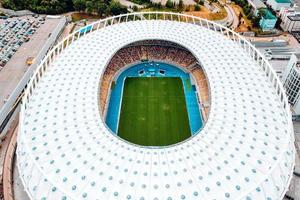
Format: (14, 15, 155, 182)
(117, 77, 191, 146)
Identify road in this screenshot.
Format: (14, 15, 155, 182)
(151, 0, 195, 5)
(227, 5, 239, 30)
(118, 0, 144, 8)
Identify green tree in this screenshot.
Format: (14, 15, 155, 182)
(166, 0, 174, 8)
(3, 0, 73, 14)
(178, 0, 184, 10)
(73, 0, 86, 11)
(252, 16, 261, 27)
(132, 5, 139, 11)
(1, 0, 126, 15)
(194, 3, 200, 11)
(2, 0, 17, 10)
(252, 9, 262, 28)
(96, 1, 108, 16)
(107, 1, 127, 15)
(86, 0, 95, 14)
(152, 2, 162, 8)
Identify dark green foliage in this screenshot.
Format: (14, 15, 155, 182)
(178, 0, 184, 10)
(95, 1, 108, 16)
(194, 4, 201, 11)
(252, 16, 260, 27)
(107, 1, 127, 15)
(151, 2, 162, 8)
(165, 0, 175, 8)
(128, 0, 150, 5)
(132, 5, 139, 11)
(73, 0, 86, 11)
(2, 0, 73, 14)
(1, 0, 128, 15)
(118, 77, 191, 146)
(148, 0, 184, 13)
(252, 9, 263, 28)
(231, 0, 253, 18)
(85, 1, 94, 14)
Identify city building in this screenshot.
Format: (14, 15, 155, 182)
(259, 8, 278, 31)
(266, 0, 291, 11)
(280, 7, 300, 32)
(282, 53, 300, 115)
(247, 0, 266, 13)
(16, 13, 295, 200)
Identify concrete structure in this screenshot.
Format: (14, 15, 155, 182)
(280, 7, 300, 32)
(282, 53, 300, 116)
(266, 0, 291, 11)
(16, 12, 295, 200)
(259, 9, 277, 31)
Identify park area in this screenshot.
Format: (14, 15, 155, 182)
(185, 5, 227, 21)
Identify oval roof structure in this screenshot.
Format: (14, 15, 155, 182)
(17, 13, 295, 200)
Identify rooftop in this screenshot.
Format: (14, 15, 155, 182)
(274, 0, 291, 3)
(287, 14, 300, 21)
(248, 0, 266, 8)
(260, 8, 277, 19)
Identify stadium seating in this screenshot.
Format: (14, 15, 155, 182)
(191, 65, 210, 120)
(100, 40, 209, 118)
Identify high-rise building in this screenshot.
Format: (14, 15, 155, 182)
(259, 8, 278, 31)
(282, 53, 300, 115)
(266, 0, 291, 11)
(279, 7, 300, 32)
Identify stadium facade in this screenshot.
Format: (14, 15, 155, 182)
(16, 12, 295, 200)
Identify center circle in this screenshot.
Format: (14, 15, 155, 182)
(100, 40, 209, 146)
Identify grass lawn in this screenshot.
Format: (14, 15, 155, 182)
(118, 77, 191, 146)
(140, 7, 179, 13)
(71, 12, 101, 22)
(185, 4, 228, 21)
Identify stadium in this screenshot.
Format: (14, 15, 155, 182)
(17, 12, 295, 199)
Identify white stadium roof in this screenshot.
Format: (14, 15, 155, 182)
(17, 13, 295, 200)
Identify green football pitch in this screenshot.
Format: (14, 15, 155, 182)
(117, 77, 191, 146)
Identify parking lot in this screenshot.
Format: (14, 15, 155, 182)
(0, 15, 62, 109)
(0, 16, 46, 69)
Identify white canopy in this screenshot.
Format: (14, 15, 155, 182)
(17, 18, 295, 200)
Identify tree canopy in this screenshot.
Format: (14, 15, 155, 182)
(1, 0, 128, 15)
